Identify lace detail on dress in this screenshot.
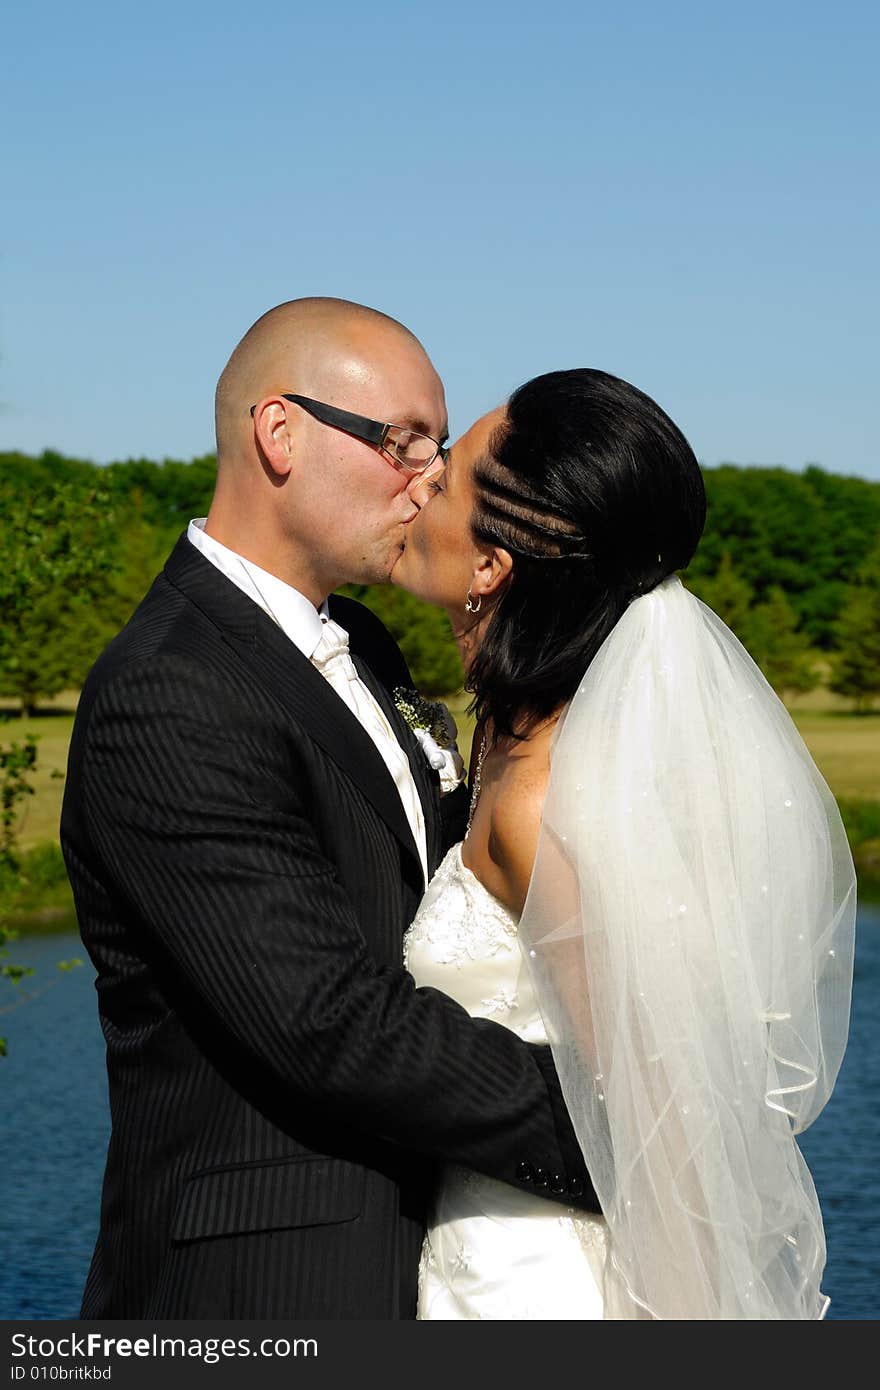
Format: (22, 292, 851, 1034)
(418, 1229, 437, 1284)
(480, 985, 519, 1015)
(404, 843, 518, 974)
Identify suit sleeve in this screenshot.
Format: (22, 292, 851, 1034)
(81, 653, 598, 1211)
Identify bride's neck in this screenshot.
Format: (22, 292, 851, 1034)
(450, 612, 564, 749)
(451, 610, 487, 672)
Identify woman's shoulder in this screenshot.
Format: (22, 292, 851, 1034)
(488, 773, 546, 916)
(473, 722, 556, 916)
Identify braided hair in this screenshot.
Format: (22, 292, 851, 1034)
(468, 369, 707, 739)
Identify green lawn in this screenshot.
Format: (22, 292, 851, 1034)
(790, 711, 880, 799)
(1, 701, 78, 850)
(449, 692, 880, 797)
(2, 686, 878, 850)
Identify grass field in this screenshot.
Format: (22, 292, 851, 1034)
(1, 707, 77, 850)
(2, 685, 877, 851)
(448, 695, 880, 798)
(789, 712, 880, 799)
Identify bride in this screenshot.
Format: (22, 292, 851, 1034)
(392, 368, 856, 1320)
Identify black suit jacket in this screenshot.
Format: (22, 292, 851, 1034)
(61, 534, 597, 1319)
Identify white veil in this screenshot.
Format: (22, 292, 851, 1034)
(519, 576, 856, 1319)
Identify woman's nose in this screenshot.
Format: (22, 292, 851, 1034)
(406, 460, 446, 509)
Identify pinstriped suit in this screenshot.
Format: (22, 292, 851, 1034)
(61, 534, 597, 1319)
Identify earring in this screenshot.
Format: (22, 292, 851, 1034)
(465, 588, 482, 614)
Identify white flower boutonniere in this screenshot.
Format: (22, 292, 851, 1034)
(393, 687, 466, 794)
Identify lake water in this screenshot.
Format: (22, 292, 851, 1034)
(2, 906, 878, 1321)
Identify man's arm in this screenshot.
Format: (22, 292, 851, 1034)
(80, 652, 597, 1209)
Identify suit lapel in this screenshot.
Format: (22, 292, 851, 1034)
(163, 535, 423, 879)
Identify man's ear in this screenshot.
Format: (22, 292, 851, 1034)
(252, 398, 294, 479)
(471, 546, 513, 601)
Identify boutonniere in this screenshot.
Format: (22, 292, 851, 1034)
(393, 687, 466, 794)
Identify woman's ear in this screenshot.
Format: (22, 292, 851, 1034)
(471, 547, 513, 601)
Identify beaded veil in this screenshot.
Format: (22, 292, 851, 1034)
(519, 576, 856, 1319)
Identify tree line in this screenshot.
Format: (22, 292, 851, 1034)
(1, 450, 879, 710)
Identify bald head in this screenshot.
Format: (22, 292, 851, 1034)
(214, 297, 425, 464)
(205, 297, 446, 600)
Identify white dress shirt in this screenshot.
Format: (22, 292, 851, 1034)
(187, 519, 428, 885)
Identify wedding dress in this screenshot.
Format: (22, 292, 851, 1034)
(406, 577, 855, 1320)
(404, 842, 609, 1320)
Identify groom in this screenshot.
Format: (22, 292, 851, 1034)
(61, 298, 597, 1320)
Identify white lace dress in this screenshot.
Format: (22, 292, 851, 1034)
(404, 842, 609, 1320)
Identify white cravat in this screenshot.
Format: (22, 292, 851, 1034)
(311, 618, 428, 887)
(187, 519, 428, 886)
(187, 518, 328, 655)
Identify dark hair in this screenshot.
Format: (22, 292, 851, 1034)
(468, 368, 707, 740)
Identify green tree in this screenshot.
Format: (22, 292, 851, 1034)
(746, 587, 819, 700)
(339, 584, 464, 695)
(0, 738, 37, 1054)
(830, 547, 880, 712)
(684, 551, 754, 645)
(5, 448, 880, 694)
(91, 490, 169, 633)
(0, 735, 37, 866)
(0, 735, 81, 1057)
(103, 454, 217, 547)
(0, 478, 119, 713)
(684, 463, 880, 646)
(1, 738, 44, 1053)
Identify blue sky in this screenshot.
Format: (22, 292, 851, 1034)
(2, 0, 878, 478)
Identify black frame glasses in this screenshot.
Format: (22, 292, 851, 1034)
(249, 393, 449, 475)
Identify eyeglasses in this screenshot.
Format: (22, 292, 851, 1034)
(249, 393, 449, 475)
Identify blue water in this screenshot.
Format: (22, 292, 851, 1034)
(1, 907, 878, 1321)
